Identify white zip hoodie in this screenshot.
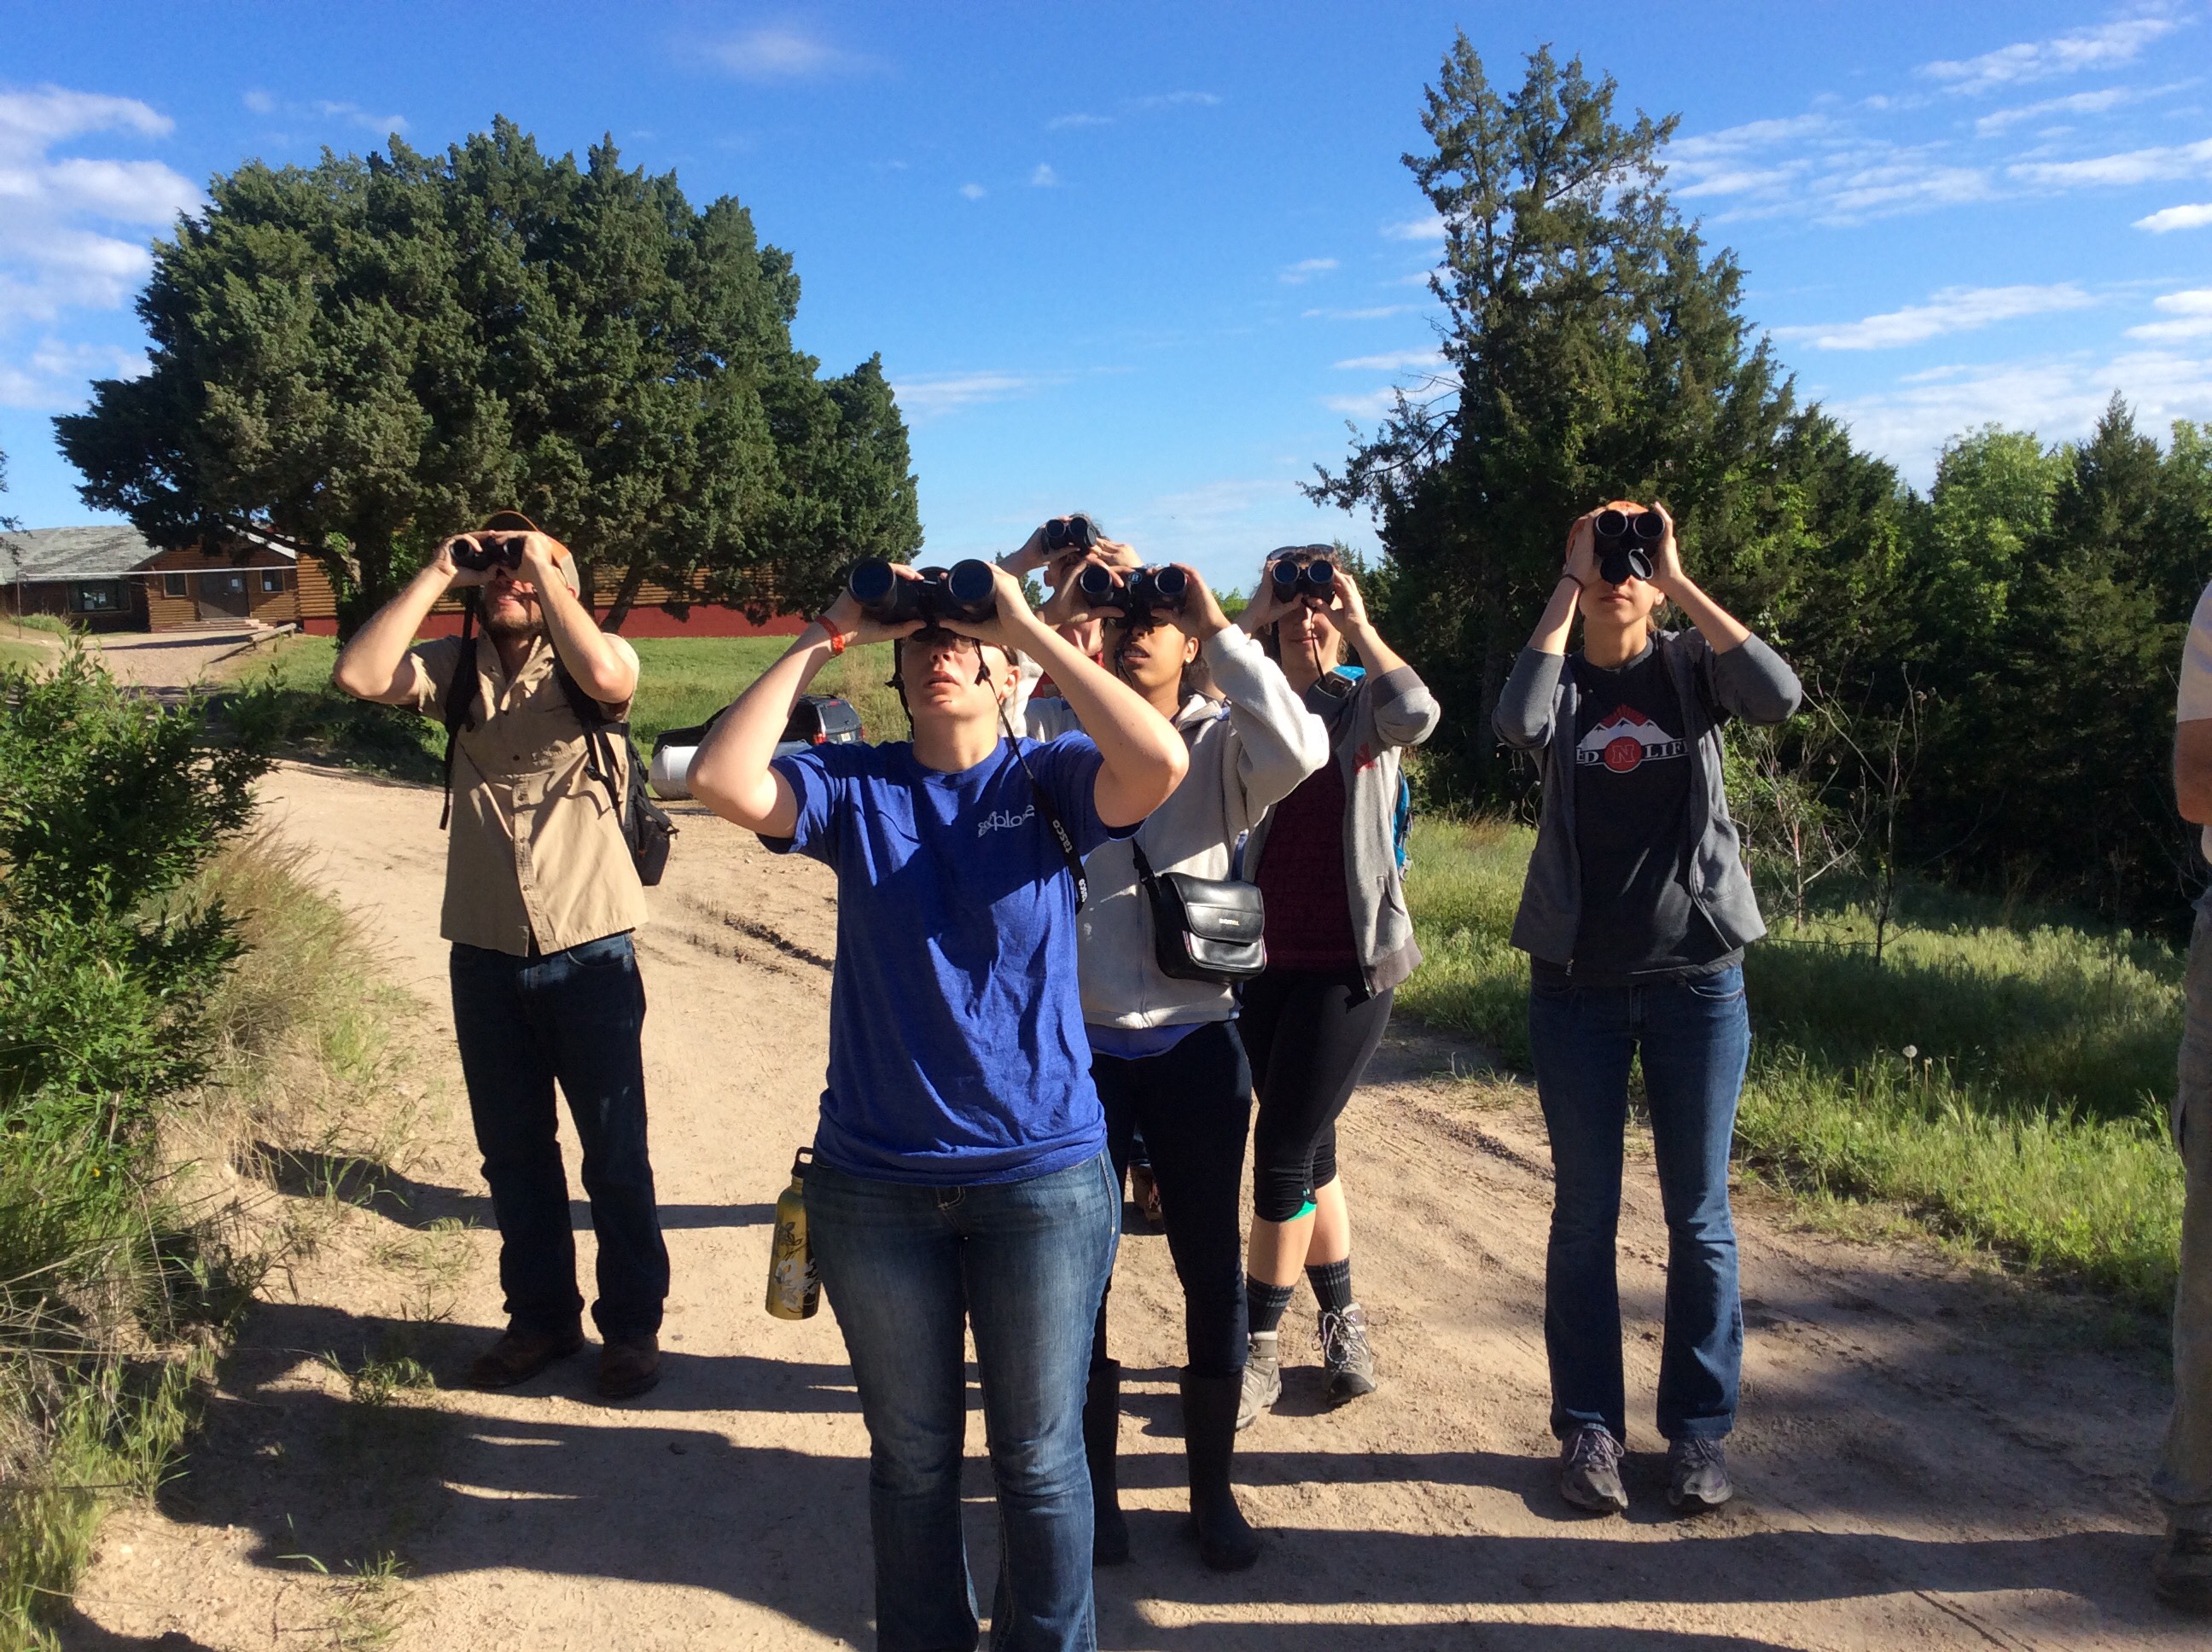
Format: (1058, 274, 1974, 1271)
(1026, 625, 1329, 1030)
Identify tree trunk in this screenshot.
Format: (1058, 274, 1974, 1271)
(602, 556, 653, 634)
(333, 530, 398, 643)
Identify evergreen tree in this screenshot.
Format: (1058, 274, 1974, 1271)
(1312, 38, 1819, 800)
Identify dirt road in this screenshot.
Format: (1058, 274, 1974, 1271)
(61, 762, 2197, 1649)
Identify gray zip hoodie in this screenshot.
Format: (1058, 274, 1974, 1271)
(1026, 625, 1330, 1029)
(1492, 630, 1802, 967)
(1243, 663, 1442, 997)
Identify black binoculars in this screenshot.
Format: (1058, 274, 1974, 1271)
(1592, 509, 1665, 585)
(1269, 554, 1337, 602)
(847, 558, 998, 626)
(451, 532, 530, 573)
(1043, 515, 1101, 554)
(1076, 562, 1190, 620)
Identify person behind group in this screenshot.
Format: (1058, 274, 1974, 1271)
(2157, 588, 2212, 1614)
(687, 563, 1186, 1651)
(1234, 547, 1439, 1427)
(332, 514, 669, 1399)
(1024, 553, 1328, 1570)
(1493, 501, 1800, 1516)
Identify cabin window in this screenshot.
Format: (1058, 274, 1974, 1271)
(72, 581, 125, 613)
(261, 569, 284, 593)
(162, 572, 188, 597)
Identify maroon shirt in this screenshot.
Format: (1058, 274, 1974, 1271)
(1254, 755, 1359, 970)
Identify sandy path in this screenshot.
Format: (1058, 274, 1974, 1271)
(61, 761, 2197, 1650)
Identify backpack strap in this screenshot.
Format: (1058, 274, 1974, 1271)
(550, 654, 626, 817)
(438, 596, 480, 831)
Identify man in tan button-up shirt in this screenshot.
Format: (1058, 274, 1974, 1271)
(335, 514, 669, 1400)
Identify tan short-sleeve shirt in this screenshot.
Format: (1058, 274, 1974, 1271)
(411, 634, 649, 956)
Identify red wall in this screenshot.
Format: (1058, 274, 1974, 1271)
(300, 605, 807, 640)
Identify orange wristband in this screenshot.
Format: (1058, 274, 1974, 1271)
(814, 616, 847, 655)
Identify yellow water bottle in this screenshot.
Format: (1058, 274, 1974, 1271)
(766, 1148, 820, 1320)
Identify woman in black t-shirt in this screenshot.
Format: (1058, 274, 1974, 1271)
(1492, 503, 1802, 1520)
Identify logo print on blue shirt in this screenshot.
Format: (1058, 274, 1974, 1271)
(1576, 707, 1685, 774)
(977, 803, 1038, 837)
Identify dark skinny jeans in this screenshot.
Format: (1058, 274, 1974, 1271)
(1088, 1020, 1253, 1378)
(1244, 967, 1394, 1223)
(449, 934, 669, 1342)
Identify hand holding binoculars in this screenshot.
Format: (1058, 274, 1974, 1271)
(1075, 561, 1190, 620)
(451, 531, 533, 573)
(847, 558, 1000, 626)
(1591, 507, 1667, 586)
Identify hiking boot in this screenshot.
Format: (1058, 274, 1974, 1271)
(1318, 1303, 1377, 1403)
(2154, 1526, 2212, 1614)
(1236, 1334, 1281, 1431)
(1667, 1436, 1733, 1513)
(467, 1323, 585, 1391)
(1558, 1423, 1628, 1515)
(597, 1334, 661, 1399)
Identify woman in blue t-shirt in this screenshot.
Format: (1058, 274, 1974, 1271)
(690, 564, 1188, 1652)
(1493, 503, 1801, 1521)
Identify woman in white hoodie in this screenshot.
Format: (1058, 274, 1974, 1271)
(1027, 559, 1328, 1573)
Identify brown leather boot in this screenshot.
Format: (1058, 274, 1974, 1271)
(466, 1324, 585, 1390)
(597, 1334, 661, 1399)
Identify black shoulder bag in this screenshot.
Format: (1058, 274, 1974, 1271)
(1128, 838, 1267, 982)
(549, 660, 677, 887)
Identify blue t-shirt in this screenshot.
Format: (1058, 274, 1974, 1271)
(765, 734, 1133, 1185)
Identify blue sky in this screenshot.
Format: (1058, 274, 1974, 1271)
(3, 2, 2209, 592)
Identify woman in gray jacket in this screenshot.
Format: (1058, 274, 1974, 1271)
(1493, 502, 1800, 1521)
(1237, 549, 1440, 1428)
(1028, 560, 1328, 1573)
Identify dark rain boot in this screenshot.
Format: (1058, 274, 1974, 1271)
(1180, 1369, 1260, 1572)
(1085, 1359, 1130, 1565)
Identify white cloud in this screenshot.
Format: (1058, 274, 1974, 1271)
(1830, 347, 2212, 486)
(1921, 17, 2181, 96)
(2010, 134, 2212, 189)
(1773, 283, 2095, 350)
(2139, 201, 2212, 230)
(889, 370, 1055, 418)
(0, 84, 198, 328)
(1046, 113, 1112, 131)
(1382, 213, 1446, 241)
(238, 89, 406, 136)
(1279, 258, 1337, 284)
(1129, 91, 1220, 111)
(702, 27, 869, 80)
(2128, 287, 2212, 340)
(1302, 305, 1418, 321)
(1665, 113, 1997, 224)
(0, 335, 146, 409)
(959, 182, 987, 201)
(1971, 85, 2131, 137)
(1334, 349, 1444, 372)
(1029, 163, 1057, 188)
(242, 89, 276, 116)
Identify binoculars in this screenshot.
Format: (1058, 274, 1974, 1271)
(1269, 554, 1337, 602)
(1044, 515, 1101, 555)
(847, 558, 998, 626)
(1592, 509, 1664, 585)
(451, 532, 531, 573)
(1076, 562, 1190, 620)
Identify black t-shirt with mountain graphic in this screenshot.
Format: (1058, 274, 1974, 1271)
(1561, 640, 1740, 981)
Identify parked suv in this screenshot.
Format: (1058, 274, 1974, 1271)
(647, 694, 863, 800)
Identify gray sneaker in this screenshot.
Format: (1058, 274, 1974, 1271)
(1236, 1334, 1281, 1431)
(1558, 1424, 1628, 1515)
(2155, 1526, 2212, 1614)
(1318, 1304, 1377, 1402)
(1667, 1436, 1733, 1512)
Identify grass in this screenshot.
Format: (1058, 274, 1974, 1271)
(0, 621, 67, 673)
(1399, 815, 2188, 1314)
(0, 837, 403, 1650)
(223, 631, 911, 782)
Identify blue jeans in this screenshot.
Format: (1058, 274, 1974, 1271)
(1528, 963, 1751, 1444)
(449, 934, 668, 1342)
(806, 1153, 1120, 1652)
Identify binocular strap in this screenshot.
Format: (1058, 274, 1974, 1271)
(997, 698, 1088, 910)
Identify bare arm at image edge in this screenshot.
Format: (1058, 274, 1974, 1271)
(2174, 585, 2212, 826)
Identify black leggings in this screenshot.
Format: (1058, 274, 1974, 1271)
(1244, 967, 1394, 1224)
(1088, 1020, 1253, 1379)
